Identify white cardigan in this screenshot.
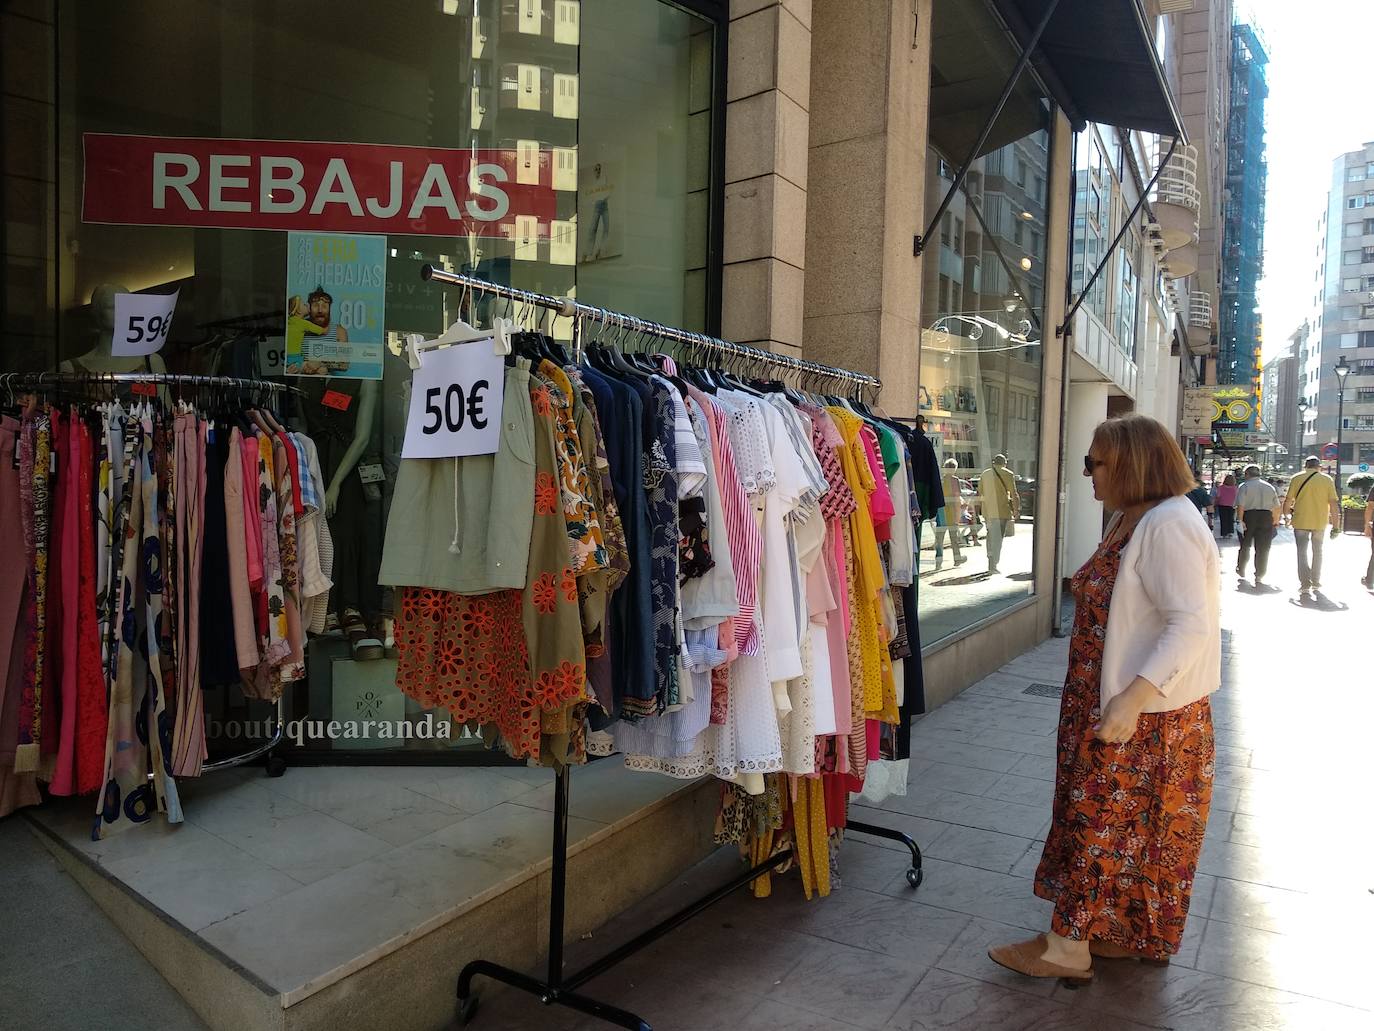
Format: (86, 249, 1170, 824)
(1099, 495, 1221, 713)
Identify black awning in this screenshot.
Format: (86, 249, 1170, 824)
(988, 0, 1187, 141)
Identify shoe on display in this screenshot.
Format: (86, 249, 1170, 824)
(343, 608, 384, 661)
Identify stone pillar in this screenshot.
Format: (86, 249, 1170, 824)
(1066, 381, 1110, 573)
(801, 0, 930, 417)
(721, 0, 813, 357)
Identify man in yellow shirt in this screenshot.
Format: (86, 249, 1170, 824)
(1282, 456, 1340, 598)
(978, 454, 1019, 574)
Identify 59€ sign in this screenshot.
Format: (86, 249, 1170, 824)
(401, 338, 504, 459)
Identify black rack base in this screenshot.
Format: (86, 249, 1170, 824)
(452, 767, 924, 1031)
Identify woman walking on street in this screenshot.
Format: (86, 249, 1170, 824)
(1213, 473, 1238, 538)
(990, 415, 1220, 983)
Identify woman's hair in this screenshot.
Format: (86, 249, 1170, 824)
(1090, 415, 1195, 506)
(944, 458, 958, 469)
(1223, 473, 1236, 486)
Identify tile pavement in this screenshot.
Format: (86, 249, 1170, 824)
(8, 533, 1374, 1029)
(471, 533, 1374, 1029)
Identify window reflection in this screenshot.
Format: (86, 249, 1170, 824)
(918, 0, 1052, 643)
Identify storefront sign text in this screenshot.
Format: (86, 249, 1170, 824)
(82, 134, 556, 237)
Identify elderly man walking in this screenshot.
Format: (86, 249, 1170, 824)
(1235, 465, 1280, 588)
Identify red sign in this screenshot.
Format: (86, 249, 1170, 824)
(320, 390, 353, 412)
(82, 134, 558, 238)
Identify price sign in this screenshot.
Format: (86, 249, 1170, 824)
(111, 289, 179, 357)
(321, 389, 353, 411)
(402, 338, 503, 459)
(257, 336, 286, 376)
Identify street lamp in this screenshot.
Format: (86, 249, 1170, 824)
(1335, 356, 1351, 496)
(1297, 397, 1309, 465)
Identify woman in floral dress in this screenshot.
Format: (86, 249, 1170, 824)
(991, 415, 1220, 982)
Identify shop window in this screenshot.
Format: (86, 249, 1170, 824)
(919, 0, 1052, 644)
(6, 0, 720, 761)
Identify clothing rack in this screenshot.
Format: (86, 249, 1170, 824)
(2, 371, 304, 399)
(421, 265, 884, 400)
(4, 370, 292, 779)
(420, 270, 923, 1031)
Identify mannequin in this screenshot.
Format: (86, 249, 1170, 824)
(60, 284, 170, 376)
(325, 379, 378, 518)
(304, 377, 384, 660)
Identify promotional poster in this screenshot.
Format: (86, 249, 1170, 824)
(285, 232, 386, 379)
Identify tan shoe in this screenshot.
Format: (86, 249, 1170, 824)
(988, 934, 1093, 984)
(1089, 940, 1169, 966)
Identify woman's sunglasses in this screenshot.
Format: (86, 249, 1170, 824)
(1084, 455, 1104, 474)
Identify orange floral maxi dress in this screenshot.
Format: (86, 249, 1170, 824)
(1034, 531, 1215, 959)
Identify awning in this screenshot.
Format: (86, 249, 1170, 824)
(987, 0, 1187, 142)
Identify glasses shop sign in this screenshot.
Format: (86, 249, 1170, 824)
(81, 134, 557, 238)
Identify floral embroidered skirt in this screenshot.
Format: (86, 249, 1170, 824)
(1034, 676, 1215, 958)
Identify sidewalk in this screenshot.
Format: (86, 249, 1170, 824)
(7, 532, 1373, 1029)
(469, 529, 1374, 1030)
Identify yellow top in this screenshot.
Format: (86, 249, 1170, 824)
(980, 466, 1017, 519)
(1286, 469, 1338, 531)
(827, 408, 898, 724)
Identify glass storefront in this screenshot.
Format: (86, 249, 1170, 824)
(2, 0, 722, 761)
(918, 0, 1053, 645)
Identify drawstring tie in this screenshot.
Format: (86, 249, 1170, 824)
(449, 455, 461, 553)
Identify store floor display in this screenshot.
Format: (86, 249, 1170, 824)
(0, 375, 308, 831)
(403, 270, 931, 1030)
(2, 271, 941, 1031)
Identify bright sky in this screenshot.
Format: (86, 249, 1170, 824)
(1246, 0, 1374, 359)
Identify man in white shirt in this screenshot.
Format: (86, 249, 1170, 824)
(1234, 465, 1280, 588)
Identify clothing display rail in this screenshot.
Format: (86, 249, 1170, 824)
(420, 265, 884, 398)
(2, 371, 304, 398)
(417, 271, 922, 1031)
(4, 370, 291, 782)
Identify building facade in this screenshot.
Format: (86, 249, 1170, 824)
(1218, 21, 1267, 403)
(1299, 142, 1374, 481)
(1060, 0, 1234, 575)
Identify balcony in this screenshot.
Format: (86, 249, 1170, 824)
(1188, 290, 1213, 331)
(1153, 144, 1201, 260)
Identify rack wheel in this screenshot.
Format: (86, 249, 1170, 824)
(456, 994, 479, 1026)
(265, 755, 288, 778)
(906, 867, 923, 890)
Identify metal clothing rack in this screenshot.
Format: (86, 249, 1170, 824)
(419, 270, 923, 1031)
(2, 370, 305, 399)
(4, 370, 295, 779)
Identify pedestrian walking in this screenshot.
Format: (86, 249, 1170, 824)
(1186, 476, 1214, 530)
(989, 415, 1218, 982)
(978, 454, 1019, 574)
(1282, 456, 1340, 599)
(1213, 473, 1238, 538)
(1235, 465, 1280, 588)
(933, 458, 966, 568)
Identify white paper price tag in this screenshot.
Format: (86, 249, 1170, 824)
(257, 336, 286, 375)
(401, 338, 504, 459)
(112, 289, 179, 357)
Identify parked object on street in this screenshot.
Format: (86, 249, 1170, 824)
(991, 415, 1219, 983)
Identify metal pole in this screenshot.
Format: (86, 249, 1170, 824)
(1337, 386, 1345, 499)
(915, 0, 1064, 256)
(546, 766, 570, 991)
